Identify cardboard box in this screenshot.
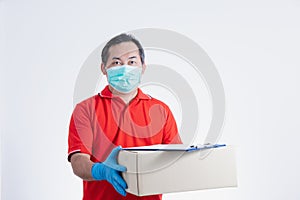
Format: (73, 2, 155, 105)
(118, 145, 237, 196)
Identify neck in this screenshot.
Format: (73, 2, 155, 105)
(108, 85, 138, 104)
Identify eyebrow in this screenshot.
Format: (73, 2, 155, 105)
(128, 56, 137, 59)
(111, 56, 137, 60)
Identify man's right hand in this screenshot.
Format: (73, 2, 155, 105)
(91, 146, 127, 196)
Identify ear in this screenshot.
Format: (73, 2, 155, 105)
(142, 63, 146, 74)
(101, 63, 107, 75)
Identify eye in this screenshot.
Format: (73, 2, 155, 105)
(128, 60, 137, 65)
(113, 61, 122, 65)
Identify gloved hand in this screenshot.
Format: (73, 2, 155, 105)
(91, 146, 127, 196)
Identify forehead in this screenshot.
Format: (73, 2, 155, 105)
(108, 42, 140, 59)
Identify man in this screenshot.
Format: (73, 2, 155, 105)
(68, 33, 182, 200)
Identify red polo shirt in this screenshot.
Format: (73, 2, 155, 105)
(68, 85, 182, 200)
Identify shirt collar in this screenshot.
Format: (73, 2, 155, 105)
(99, 85, 151, 100)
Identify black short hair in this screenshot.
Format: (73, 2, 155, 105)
(101, 33, 145, 66)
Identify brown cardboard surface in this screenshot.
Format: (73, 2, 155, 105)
(118, 145, 237, 196)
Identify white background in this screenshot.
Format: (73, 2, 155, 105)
(1, 0, 300, 199)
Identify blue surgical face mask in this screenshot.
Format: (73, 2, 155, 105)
(106, 65, 142, 93)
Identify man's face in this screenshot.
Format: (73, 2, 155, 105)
(101, 41, 145, 74)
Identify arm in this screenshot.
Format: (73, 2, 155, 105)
(162, 105, 183, 144)
(70, 153, 94, 181)
(68, 102, 127, 195)
(70, 146, 128, 196)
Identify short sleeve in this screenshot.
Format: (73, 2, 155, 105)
(162, 105, 183, 144)
(68, 102, 94, 161)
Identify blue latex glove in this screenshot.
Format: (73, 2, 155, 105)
(91, 146, 127, 196)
